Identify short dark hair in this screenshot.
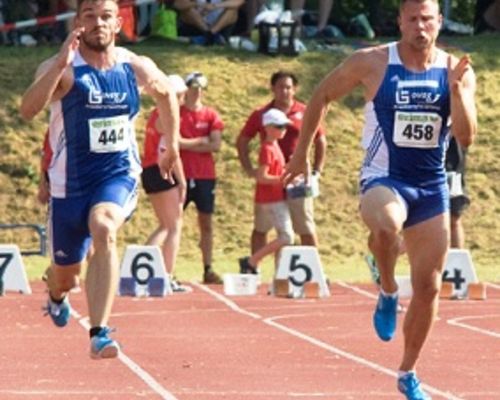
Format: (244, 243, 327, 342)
(399, 0, 439, 11)
(270, 71, 298, 87)
(77, 0, 119, 13)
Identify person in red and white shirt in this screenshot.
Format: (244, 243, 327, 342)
(180, 71, 224, 284)
(239, 108, 294, 274)
(236, 71, 327, 254)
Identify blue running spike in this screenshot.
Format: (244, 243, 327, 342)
(398, 372, 432, 400)
(43, 296, 71, 327)
(90, 327, 120, 360)
(373, 292, 398, 341)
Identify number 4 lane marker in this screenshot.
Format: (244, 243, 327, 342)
(194, 282, 465, 400)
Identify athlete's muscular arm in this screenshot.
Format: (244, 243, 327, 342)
(283, 49, 375, 184)
(133, 55, 180, 179)
(20, 28, 83, 120)
(448, 55, 477, 148)
(179, 130, 222, 153)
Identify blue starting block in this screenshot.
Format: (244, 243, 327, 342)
(119, 277, 137, 296)
(148, 278, 166, 297)
(118, 276, 167, 297)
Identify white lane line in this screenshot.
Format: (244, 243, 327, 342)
(336, 281, 378, 299)
(486, 282, 500, 290)
(71, 309, 178, 400)
(447, 314, 500, 339)
(194, 283, 464, 400)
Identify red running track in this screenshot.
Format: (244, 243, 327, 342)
(0, 281, 499, 399)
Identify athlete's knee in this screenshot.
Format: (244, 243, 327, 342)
(371, 222, 400, 245)
(52, 269, 80, 293)
(91, 220, 119, 248)
(412, 274, 441, 302)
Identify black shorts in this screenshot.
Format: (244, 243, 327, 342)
(184, 179, 216, 214)
(141, 164, 178, 194)
(450, 195, 470, 217)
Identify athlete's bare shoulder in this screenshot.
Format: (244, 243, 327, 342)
(35, 54, 74, 101)
(121, 50, 172, 99)
(346, 44, 389, 99)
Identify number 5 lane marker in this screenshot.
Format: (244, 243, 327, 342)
(71, 309, 178, 400)
(194, 282, 464, 400)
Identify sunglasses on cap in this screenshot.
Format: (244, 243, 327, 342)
(269, 124, 287, 129)
(186, 72, 208, 88)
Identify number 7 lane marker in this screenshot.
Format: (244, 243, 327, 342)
(194, 282, 464, 400)
(71, 309, 178, 400)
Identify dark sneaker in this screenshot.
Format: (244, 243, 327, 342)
(373, 292, 398, 341)
(44, 296, 71, 327)
(203, 268, 223, 284)
(398, 372, 432, 400)
(90, 327, 120, 360)
(239, 257, 258, 274)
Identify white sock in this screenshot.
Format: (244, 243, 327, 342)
(398, 370, 415, 378)
(380, 287, 398, 298)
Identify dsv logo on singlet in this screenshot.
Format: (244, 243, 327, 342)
(89, 88, 127, 105)
(395, 79, 441, 105)
(81, 74, 127, 105)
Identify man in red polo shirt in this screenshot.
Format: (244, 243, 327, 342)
(180, 71, 224, 284)
(237, 71, 327, 253)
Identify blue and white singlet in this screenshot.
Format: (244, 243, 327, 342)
(48, 47, 142, 198)
(360, 42, 451, 187)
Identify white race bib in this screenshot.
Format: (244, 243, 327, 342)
(89, 115, 129, 153)
(393, 111, 442, 148)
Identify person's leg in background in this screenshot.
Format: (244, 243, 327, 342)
(287, 196, 317, 247)
(449, 195, 470, 249)
(146, 188, 183, 278)
(252, 202, 273, 254)
(173, 0, 210, 33)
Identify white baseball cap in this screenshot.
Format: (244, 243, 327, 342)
(167, 74, 188, 94)
(185, 71, 208, 89)
(262, 108, 292, 127)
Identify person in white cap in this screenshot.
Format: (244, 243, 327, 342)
(141, 75, 189, 292)
(180, 71, 224, 284)
(239, 108, 294, 275)
(237, 71, 326, 258)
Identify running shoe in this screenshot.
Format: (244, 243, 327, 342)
(373, 292, 398, 341)
(203, 268, 223, 284)
(239, 257, 258, 275)
(171, 279, 192, 293)
(398, 372, 432, 400)
(90, 327, 120, 360)
(44, 296, 71, 327)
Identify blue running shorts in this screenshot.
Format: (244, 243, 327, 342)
(49, 176, 138, 265)
(361, 177, 449, 229)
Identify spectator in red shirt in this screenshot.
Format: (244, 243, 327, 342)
(180, 71, 224, 284)
(141, 75, 189, 292)
(236, 70, 326, 255)
(239, 108, 294, 274)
